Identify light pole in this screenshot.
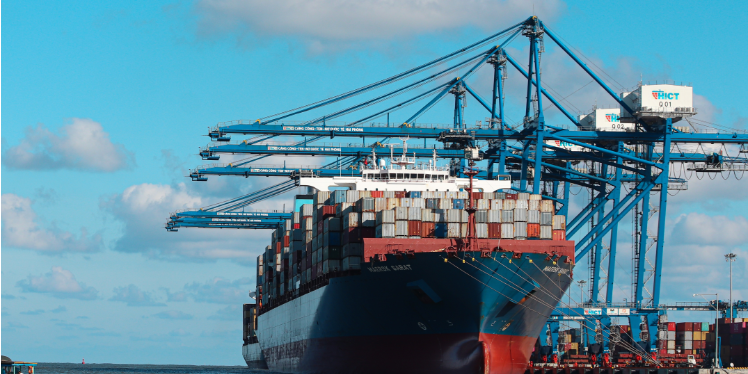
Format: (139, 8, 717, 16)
(695, 293, 720, 368)
(577, 280, 587, 306)
(725, 253, 737, 319)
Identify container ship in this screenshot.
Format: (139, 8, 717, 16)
(242, 152, 574, 374)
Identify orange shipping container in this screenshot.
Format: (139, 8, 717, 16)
(283, 236, 290, 247)
(408, 221, 422, 237)
(276, 242, 282, 253)
(552, 230, 566, 240)
(421, 222, 435, 238)
(527, 223, 541, 238)
(488, 223, 501, 238)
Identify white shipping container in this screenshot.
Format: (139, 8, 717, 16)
(411, 198, 425, 208)
(501, 223, 515, 239)
(407, 207, 422, 220)
(383, 191, 396, 198)
(421, 209, 434, 222)
(304, 231, 314, 244)
(476, 199, 490, 209)
(445, 191, 458, 199)
(377, 210, 395, 224)
(293, 211, 301, 224)
(667, 341, 675, 350)
(376, 223, 395, 238)
(386, 198, 400, 210)
(529, 194, 542, 201)
(394, 206, 409, 220)
(343, 212, 359, 228)
(461, 210, 469, 223)
(457, 191, 469, 199)
(503, 199, 516, 210)
(447, 223, 461, 238)
(488, 210, 502, 223)
(475, 223, 488, 238)
(395, 221, 409, 236)
(540, 225, 553, 239)
(461, 223, 468, 237)
(475, 210, 488, 223)
(514, 208, 528, 222)
(482, 192, 494, 200)
(438, 198, 452, 209)
(314, 191, 330, 205)
(337, 202, 355, 216)
(490, 199, 503, 210)
(540, 200, 554, 213)
(374, 198, 387, 211)
(552, 215, 566, 230)
(400, 198, 412, 208)
(540, 212, 553, 226)
(528, 200, 540, 211)
(361, 212, 376, 227)
(501, 210, 514, 222)
(518, 192, 530, 200)
(446, 209, 462, 223)
(527, 210, 540, 224)
(435, 191, 446, 199)
(514, 222, 528, 238)
(515, 199, 529, 209)
(346, 190, 360, 202)
(359, 190, 371, 198)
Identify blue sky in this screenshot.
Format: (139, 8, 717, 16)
(2, 0, 747, 365)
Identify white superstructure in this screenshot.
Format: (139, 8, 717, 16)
(620, 83, 696, 121)
(298, 145, 511, 192)
(578, 108, 633, 132)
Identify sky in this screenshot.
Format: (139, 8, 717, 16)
(2, 0, 748, 365)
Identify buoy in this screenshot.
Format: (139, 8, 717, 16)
(82, 359, 85, 364)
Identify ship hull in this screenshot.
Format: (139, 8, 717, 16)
(257, 243, 573, 374)
(242, 342, 269, 369)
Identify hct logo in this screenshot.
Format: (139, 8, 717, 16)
(651, 90, 680, 100)
(605, 113, 620, 122)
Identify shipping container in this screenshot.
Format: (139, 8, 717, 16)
(514, 208, 528, 222)
(322, 259, 341, 274)
(411, 198, 425, 208)
(518, 192, 530, 200)
(475, 223, 488, 238)
(490, 199, 503, 210)
(394, 206, 409, 220)
(337, 202, 356, 216)
(425, 198, 439, 209)
(374, 197, 386, 211)
(501, 223, 515, 239)
(447, 209, 462, 223)
(552, 230, 566, 240)
(540, 200, 554, 212)
(376, 223, 395, 238)
(376, 210, 395, 225)
(331, 190, 346, 204)
(488, 223, 501, 238)
(503, 199, 516, 210)
(553, 215, 566, 230)
(421, 222, 435, 237)
(540, 225, 552, 239)
(408, 207, 422, 220)
(527, 210, 540, 224)
(408, 191, 422, 198)
(323, 246, 342, 260)
(501, 209, 514, 223)
(361, 212, 376, 227)
(540, 212, 553, 226)
(400, 198, 411, 208)
(515, 199, 529, 210)
(433, 209, 446, 223)
(476, 199, 490, 209)
(447, 222, 461, 238)
(314, 191, 330, 205)
(343, 212, 359, 228)
(342, 256, 362, 271)
(487, 209, 501, 223)
(346, 190, 359, 203)
(408, 221, 422, 236)
(527, 223, 540, 238)
(438, 198, 452, 209)
(396, 221, 409, 236)
(434, 223, 448, 238)
(421, 208, 434, 222)
(514, 222, 527, 239)
(324, 217, 342, 232)
(453, 198, 466, 209)
(386, 198, 400, 210)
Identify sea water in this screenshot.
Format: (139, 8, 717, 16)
(30, 363, 284, 374)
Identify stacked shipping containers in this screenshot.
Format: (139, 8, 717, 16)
(260, 190, 567, 306)
(716, 318, 748, 366)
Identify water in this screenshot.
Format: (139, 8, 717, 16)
(29, 363, 284, 374)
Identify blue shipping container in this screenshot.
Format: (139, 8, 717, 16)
(434, 223, 448, 238)
(409, 191, 422, 198)
(453, 199, 465, 209)
(426, 198, 439, 209)
(327, 232, 342, 246)
(331, 190, 347, 204)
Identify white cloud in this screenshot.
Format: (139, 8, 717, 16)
(2, 118, 134, 172)
(152, 310, 194, 320)
(194, 0, 565, 52)
(110, 284, 167, 307)
(17, 267, 99, 300)
(208, 305, 241, 321)
(2, 194, 102, 253)
(670, 213, 748, 246)
(102, 180, 294, 262)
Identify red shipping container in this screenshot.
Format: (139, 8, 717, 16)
(472, 192, 482, 200)
(370, 191, 383, 198)
(276, 242, 282, 253)
(552, 230, 566, 240)
(283, 236, 290, 247)
(394, 191, 406, 198)
(668, 322, 676, 331)
(527, 223, 541, 238)
(321, 205, 336, 218)
(488, 223, 501, 239)
(505, 193, 518, 200)
(421, 222, 435, 238)
(293, 223, 300, 229)
(676, 323, 687, 331)
(408, 220, 422, 236)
